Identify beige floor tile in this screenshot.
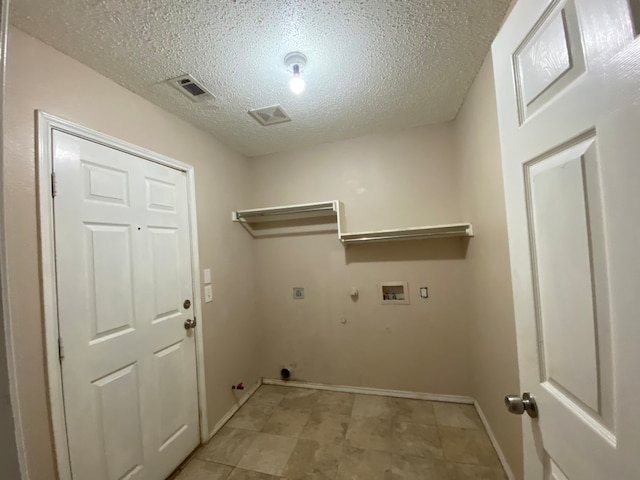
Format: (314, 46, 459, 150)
(439, 427, 500, 467)
(256, 385, 289, 396)
(247, 387, 286, 410)
(280, 388, 322, 410)
(352, 395, 392, 419)
(226, 404, 273, 432)
(175, 459, 233, 480)
(346, 416, 393, 452)
(314, 391, 355, 416)
(300, 411, 350, 444)
(261, 407, 312, 437)
(392, 422, 443, 459)
(227, 468, 279, 480)
(447, 462, 507, 480)
(390, 454, 449, 479)
(237, 432, 298, 476)
(196, 427, 258, 466)
(433, 403, 483, 430)
(391, 398, 436, 426)
(336, 446, 392, 480)
(184, 388, 506, 480)
(281, 438, 344, 480)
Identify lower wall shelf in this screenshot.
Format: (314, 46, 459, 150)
(339, 223, 473, 244)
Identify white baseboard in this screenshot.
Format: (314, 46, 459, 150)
(207, 379, 262, 440)
(474, 400, 515, 480)
(262, 378, 474, 404)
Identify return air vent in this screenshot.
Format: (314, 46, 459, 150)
(248, 105, 291, 126)
(167, 74, 215, 102)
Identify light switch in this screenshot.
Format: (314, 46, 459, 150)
(204, 285, 213, 303)
(204, 268, 212, 285)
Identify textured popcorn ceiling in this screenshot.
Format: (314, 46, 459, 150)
(10, 0, 510, 157)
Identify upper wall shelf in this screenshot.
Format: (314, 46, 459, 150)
(233, 201, 346, 238)
(232, 201, 473, 243)
(233, 201, 341, 223)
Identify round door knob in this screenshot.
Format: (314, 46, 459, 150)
(504, 392, 538, 418)
(184, 318, 197, 330)
(505, 395, 526, 415)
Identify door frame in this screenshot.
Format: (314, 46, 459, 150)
(36, 111, 209, 480)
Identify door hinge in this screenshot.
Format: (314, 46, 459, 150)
(51, 172, 57, 198)
(58, 336, 64, 362)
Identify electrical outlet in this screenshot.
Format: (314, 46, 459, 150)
(204, 285, 213, 303)
(420, 287, 429, 298)
(293, 287, 304, 299)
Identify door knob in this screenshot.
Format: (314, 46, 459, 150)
(184, 318, 197, 330)
(504, 392, 538, 418)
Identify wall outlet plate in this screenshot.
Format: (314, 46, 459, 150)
(204, 285, 213, 303)
(204, 268, 212, 284)
(420, 287, 429, 298)
(293, 287, 305, 299)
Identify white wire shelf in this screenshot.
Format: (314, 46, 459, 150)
(233, 201, 472, 244)
(233, 201, 339, 223)
(339, 223, 473, 244)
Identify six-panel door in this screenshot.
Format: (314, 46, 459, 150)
(53, 131, 200, 480)
(493, 0, 640, 478)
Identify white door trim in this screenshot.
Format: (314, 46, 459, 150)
(36, 111, 208, 480)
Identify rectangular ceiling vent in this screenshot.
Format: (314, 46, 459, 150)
(167, 74, 215, 102)
(248, 105, 291, 126)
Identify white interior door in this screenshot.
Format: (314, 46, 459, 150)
(53, 130, 200, 480)
(493, 0, 640, 478)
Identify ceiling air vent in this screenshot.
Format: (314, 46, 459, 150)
(167, 74, 215, 102)
(248, 105, 291, 126)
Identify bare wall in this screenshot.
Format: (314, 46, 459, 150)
(249, 124, 474, 395)
(4, 27, 258, 479)
(454, 53, 523, 478)
(0, 0, 22, 478)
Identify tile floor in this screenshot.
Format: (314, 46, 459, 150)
(173, 385, 507, 480)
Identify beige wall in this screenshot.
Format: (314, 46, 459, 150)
(454, 54, 523, 478)
(1, 1, 22, 478)
(250, 124, 461, 233)
(4, 27, 259, 479)
(249, 124, 474, 395)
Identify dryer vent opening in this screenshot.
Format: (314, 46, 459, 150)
(280, 368, 292, 380)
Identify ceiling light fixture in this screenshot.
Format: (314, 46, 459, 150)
(284, 52, 307, 95)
